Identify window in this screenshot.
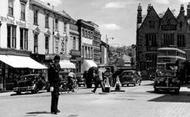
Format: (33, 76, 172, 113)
(45, 14, 49, 28)
(34, 10, 38, 25)
(82, 29, 84, 37)
(145, 33, 157, 47)
(179, 21, 183, 29)
(20, 28, 28, 50)
(177, 34, 185, 47)
(34, 34, 38, 53)
(45, 36, 49, 54)
(8, 0, 14, 17)
(55, 19, 58, 31)
(55, 37, 59, 54)
(82, 46, 84, 57)
(85, 30, 87, 37)
(162, 33, 174, 47)
(64, 22, 67, 32)
(73, 37, 76, 50)
(20, 3, 26, 21)
(7, 25, 16, 48)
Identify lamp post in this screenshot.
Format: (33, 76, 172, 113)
(105, 35, 114, 65)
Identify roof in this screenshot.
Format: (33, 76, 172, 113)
(158, 47, 186, 54)
(30, 0, 71, 20)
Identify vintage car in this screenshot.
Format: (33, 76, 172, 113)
(154, 70, 180, 94)
(119, 70, 141, 86)
(13, 74, 46, 94)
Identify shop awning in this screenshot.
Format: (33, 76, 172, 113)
(0, 55, 47, 69)
(82, 60, 97, 72)
(59, 60, 76, 69)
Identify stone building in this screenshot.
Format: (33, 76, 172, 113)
(76, 19, 97, 73)
(69, 18, 80, 73)
(29, 0, 71, 63)
(136, 3, 190, 73)
(90, 22, 101, 65)
(0, 0, 48, 90)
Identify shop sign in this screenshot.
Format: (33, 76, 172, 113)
(0, 16, 26, 27)
(70, 50, 81, 56)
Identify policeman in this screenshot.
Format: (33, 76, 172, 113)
(48, 55, 61, 114)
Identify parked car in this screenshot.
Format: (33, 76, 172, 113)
(13, 74, 46, 94)
(154, 70, 180, 94)
(119, 70, 141, 86)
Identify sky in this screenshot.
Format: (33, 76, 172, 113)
(41, 0, 190, 47)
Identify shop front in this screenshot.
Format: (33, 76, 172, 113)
(70, 50, 81, 73)
(0, 52, 47, 91)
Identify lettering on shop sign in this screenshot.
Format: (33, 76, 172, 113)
(61, 39, 65, 53)
(16, 21, 26, 28)
(0, 16, 26, 27)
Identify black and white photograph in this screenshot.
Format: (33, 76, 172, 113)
(1, 0, 190, 117)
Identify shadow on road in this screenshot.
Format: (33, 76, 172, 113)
(26, 111, 51, 115)
(148, 91, 190, 103)
(10, 92, 44, 96)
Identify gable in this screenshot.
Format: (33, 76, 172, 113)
(160, 8, 178, 31)
(160, 8, 177, 25)
(139, 6, 160, 30)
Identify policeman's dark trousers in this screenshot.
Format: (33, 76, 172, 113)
(51, 91, 59, 113)
(93, 80, 105, 92)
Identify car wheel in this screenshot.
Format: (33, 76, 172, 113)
(16, 91, 21, 95)
(134, 83, 136, 86)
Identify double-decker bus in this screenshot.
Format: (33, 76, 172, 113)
(157, 47, 186, 70)
(154, 47, 186, 94)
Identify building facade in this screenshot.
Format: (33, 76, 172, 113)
(29, 0, 71, 63)
(91, 22, 101, 65)
(136, 3, 190, 73)
(77, 19, 96, 72)
(69, 19, 80, 73)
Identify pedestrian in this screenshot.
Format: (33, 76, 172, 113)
(48, 55, 61, 114)
(103, 67, 113, 86)
(92, 68, 105, 93)
(67, 69, 75, 92)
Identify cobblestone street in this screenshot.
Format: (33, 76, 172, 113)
(0, 81, 190, 117)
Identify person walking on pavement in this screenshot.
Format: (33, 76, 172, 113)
(103, 68, 113, 86)
(92, 68, 105, 93)
(48, 55, 61, 114)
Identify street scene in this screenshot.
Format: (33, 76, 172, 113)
(2, 81, 190, 117)
(1, 0, 190, 117)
